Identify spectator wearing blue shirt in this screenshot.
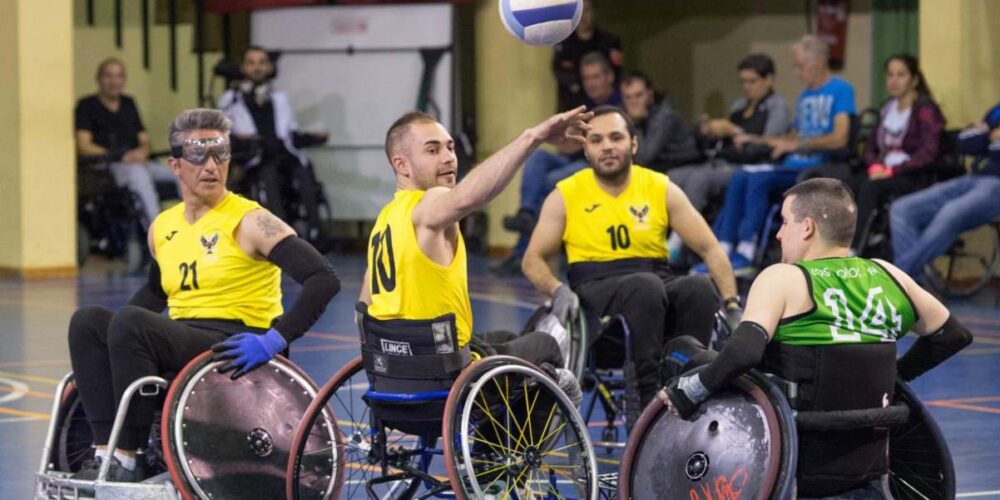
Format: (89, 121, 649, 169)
(697, 35, 856, 273)
(890, 102, 1000, 282)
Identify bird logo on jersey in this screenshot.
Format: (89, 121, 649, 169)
(200, 232, 220, 256)
(629, 204, 650, 225)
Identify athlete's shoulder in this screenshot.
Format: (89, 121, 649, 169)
(557, 167, 593, 190)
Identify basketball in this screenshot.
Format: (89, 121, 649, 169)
(499, 0, 583, 46)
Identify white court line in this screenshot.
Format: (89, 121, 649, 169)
(0, 416, 38, 425)
(958, 491, 1000, 498)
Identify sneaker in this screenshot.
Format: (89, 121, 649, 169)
(71, 456, 146, 483)
(502, 209, 536, 234)
(555, 368, 583, 407)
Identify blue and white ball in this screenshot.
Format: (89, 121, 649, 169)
(499, 0, 583, 46)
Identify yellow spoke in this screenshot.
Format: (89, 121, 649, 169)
(493, 375, 530, 453)
(474, 391, 518, 449)
(533, 401, 560, 448)
(469, 435, 513, 457)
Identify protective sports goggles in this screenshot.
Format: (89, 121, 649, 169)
(170, 136, 232, 165)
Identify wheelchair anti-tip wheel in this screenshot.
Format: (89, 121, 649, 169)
(162, 351, 328, 499)
(286, 355, 422, 500)
(618, 371, 797, 500)
(443, 355, 599, 500)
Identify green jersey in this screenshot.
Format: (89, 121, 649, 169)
(774, 257, 918, 346)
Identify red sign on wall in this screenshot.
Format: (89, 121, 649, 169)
(817, 0, 850, 69)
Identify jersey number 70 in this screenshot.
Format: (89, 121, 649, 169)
(370, 226, 397, 294)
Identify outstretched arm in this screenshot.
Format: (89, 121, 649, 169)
(412, 107, 591, 232)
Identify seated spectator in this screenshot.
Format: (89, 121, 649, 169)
(495, 52, 623, 275)
(218, 46, 330, 249)
(851, 54, 944, 254)
(553, 0, 623, 111)
(621, 71, 701, 172)
(890, 102, 1000, 283)
(75, 58, 178, 228)
(696, 35, 856, 274)
(669, 53, 791, 215)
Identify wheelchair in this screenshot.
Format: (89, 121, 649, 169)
(35, 351, 329, 499)
(923, 218, 1000, 298)
(522, 302, 734, 499)
(228, 137, 334, 249)
(285, 305, 599, 500)
(617, 366, 955, 499)
(76, 157, 146, 270)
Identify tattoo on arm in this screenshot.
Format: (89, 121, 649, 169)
(256, 212, 284, 239)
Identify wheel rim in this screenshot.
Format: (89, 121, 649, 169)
(164, 354, 321, 499)
(455, 363, 597, 499)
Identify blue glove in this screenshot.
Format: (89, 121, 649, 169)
(211, 328, 287, 380)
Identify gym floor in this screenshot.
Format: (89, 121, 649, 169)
(2, 255, 998, 499)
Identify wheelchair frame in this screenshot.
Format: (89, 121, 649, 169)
(35, 373, 179, 500)
(286, 354, 599, 500)
(36, 354, 326, 500)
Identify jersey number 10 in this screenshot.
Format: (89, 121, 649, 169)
(370, 226, 397, 294)
(606, 225, 631, 251)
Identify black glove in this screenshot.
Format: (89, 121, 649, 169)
(550, 285, 580, 326)
(659, 374, 708, 419)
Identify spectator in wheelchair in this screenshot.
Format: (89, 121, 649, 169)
(361, 108, 593, 405)
(495, 51, 622, 275)
(75, 57, 178, 228)
(851, 54, 945, 255)
(890, 101, 1000, 283)
(668, 53, 791, 255)
(663, 178, 972, 498)
(218, 46, 331, 249)
(66, 109, 340, 482)
(521, 105, 740, 409)
(696, 35, 856, 274)
(620, 71, 702, 174)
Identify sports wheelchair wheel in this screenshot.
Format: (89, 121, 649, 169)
(924, 222, 1000, 298)
(888, 380, 956, 500)
(287, 355, 425, 500)
(50, 381, 94, 472)
(618, 371, 796, 500)
(443, 355, 598, 499)
(162, 351, 326, 499)
(49, 380, 166, 475)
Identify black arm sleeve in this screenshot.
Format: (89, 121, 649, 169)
(897, 315, 973, 382)
(127, 260, 168, 313)
(699, 321, 770, 393)
(268, 236, 341, 344)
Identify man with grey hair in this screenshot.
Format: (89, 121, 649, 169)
(694, 34, 857, 274)
(66, 108, 341, 482)
(75, 58, 179, 228)
(662, 178, 971, 498)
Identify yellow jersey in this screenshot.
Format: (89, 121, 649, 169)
(557, 165, 671, 264)
(152, 192, 282, 328)
(366, 190, 473, 347)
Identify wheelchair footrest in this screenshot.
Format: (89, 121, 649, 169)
(35, 471, 180, 500)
